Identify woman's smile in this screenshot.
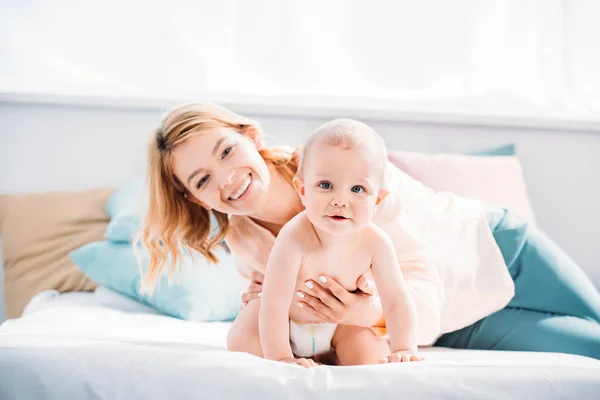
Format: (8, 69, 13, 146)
(228, 173, 253, 201)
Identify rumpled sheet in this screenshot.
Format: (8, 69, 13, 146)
(1, 293, 599, 400)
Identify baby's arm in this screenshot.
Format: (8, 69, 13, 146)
(370, 229, 421, 361)
(259, 225, 306, 365)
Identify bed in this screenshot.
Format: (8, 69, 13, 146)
(1, 289, 599, 400)
(2, 96, 600, 399)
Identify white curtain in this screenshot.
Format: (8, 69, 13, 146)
(1, 0, 598, 120)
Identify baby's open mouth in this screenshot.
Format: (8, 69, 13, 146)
(328, 215, 348, 221)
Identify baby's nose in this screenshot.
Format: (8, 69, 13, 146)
(331, 195, 348, 208)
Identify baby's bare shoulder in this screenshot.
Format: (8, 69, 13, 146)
(362, 223, 394, 251)
(278, 211, 318, 249)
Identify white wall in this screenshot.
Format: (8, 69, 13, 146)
(1, 96, 599, 322)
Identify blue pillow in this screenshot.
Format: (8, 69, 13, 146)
(69, 241, 243, 322)
(469, 144, 515, 156)
(104, 177, 219, 243)
(104, 177, 145, 242)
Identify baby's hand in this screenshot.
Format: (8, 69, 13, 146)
(380, 350, 424, 364)
(280, 357, 318, 368)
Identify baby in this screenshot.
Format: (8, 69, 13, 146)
(259, 119, 422, 367)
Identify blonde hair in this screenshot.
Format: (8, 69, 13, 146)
(137, 102, 299, 292)
(296, 118, 388, 179)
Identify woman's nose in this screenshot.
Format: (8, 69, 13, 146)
(219, 171, 235, 190)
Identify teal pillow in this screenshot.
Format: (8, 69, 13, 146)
(104, 177, 219, 243)
(69, 241, 243, 322)
(104, 177, 145, 242)
(469, 144, 515, 156)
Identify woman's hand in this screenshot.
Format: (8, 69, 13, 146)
(241, 271, 264, 309)
(240, 271, 384, 328)
(296, 274, 383, 327)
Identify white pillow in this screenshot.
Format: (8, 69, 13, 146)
(388, 151, 536, 225)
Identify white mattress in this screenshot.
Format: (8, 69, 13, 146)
(1, 291, 599, 400)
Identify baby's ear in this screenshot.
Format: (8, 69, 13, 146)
(292, 177, 306, 199)
(376, 189, 389, 206)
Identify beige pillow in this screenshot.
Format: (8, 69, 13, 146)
(0, 188, 114, 319)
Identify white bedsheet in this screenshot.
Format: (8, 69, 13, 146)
(1, 292, 599, 400)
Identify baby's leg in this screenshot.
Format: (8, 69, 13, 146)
(331, 325, 390, 366)
(226, 299, 263, 357)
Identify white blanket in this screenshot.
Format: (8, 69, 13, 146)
(1, 291, 599, 400)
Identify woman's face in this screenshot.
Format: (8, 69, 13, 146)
(171, 127, 271, 215)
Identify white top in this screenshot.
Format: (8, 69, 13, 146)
(227, 161, 515, 345)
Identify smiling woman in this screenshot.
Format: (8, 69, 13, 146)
(171, 128, 270, 215)
(138, 102, 303, 289)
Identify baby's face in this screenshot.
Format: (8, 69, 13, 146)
(296, 144, 385, 236)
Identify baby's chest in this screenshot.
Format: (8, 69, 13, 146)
(296, 251, 373, 292)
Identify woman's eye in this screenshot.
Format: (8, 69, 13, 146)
(196, 175, 209, 189)
(351, 185, 365, 193)
(221, 146, 233, 159)
(318, 182, 332, 190)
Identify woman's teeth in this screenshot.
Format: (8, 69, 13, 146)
(229, 175, 251, 200)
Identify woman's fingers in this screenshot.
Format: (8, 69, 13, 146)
(305, 278, 346, 310)
(240, 272, 264, 307)
(240, 278, 264, 307)
(247, 282, 262, 293)
(296, 298, 335, 323)
(250, 271, 264, 284)
(241, 291, 261, 304)
(356, 275, 375, 296)
(298, 287, 339, 318)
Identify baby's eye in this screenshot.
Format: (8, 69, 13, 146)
(351, 185, 365, 194)
(318, 181, 332, 190)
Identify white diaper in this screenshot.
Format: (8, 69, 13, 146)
(289, 320, 338, 357)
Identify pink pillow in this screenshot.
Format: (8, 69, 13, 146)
(388, 151, 537, 225)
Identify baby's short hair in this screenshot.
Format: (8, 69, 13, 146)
(296, 118, 388, 182)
